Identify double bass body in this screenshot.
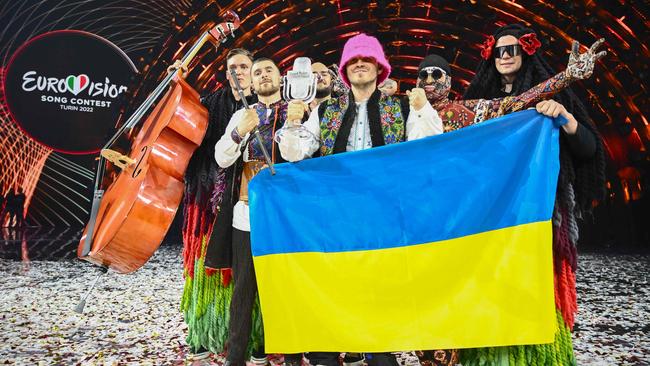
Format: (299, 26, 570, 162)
(78, 77, 207, 273)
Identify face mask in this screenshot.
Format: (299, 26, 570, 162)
(418, 75, 451, 102)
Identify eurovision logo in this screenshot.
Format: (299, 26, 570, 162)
(21, 71, 127, 101)
(4, 30, 137, 154)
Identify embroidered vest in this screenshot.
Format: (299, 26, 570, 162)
(319, 93, 405, 156)
(246, 101, 287, 162)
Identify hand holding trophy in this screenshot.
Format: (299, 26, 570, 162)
(274, 57, 320, 150)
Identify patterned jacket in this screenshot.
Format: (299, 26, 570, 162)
(317, 89, 410, 155)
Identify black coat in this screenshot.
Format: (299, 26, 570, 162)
(184, 87, 255, 269)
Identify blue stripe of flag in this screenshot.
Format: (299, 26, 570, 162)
(249, 110, 562, 257)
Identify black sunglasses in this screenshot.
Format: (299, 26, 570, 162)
(494, 44, 523, 59)
(418, 66, 446, 80)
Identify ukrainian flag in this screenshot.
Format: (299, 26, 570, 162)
(249, 110, 562, 353)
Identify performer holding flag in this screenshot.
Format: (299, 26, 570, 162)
(459, 24, 607, 366)
(413, 35, 606, 132)
(278, 33, 444, 366)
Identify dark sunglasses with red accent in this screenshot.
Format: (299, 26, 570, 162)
(494, 44, 523, 59)
(418, 66, 446, 80)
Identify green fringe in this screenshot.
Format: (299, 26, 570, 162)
(250, 294, 265, 353)
(181, 236, 264, 356)
(458, 308, 576, 366)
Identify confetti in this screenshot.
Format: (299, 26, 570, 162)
(0, 248, 648, 365)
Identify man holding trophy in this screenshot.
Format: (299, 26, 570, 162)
(213, 52, 330, 365)
(214, 55, 316, 366)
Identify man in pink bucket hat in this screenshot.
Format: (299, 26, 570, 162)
(280, 34, 444, 366)
(337, 33, 392, 90)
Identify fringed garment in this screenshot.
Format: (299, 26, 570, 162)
(180, 88, 263, 355)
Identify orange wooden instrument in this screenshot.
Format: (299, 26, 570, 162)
(77, 12, 240, 274)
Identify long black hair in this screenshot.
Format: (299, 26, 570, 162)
(464, 23, 606, 213)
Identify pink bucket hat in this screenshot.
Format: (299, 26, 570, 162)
(339, 33, 391, 88)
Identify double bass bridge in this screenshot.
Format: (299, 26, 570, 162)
(101, 149, 136, 170)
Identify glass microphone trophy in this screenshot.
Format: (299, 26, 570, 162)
(274, 57, 320, 148)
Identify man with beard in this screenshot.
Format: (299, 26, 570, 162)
(280, 33, 442, 366)
(415, 46, 605, 133)
(213, 57, 304, 366)
(309, 61, 334, 111)
(182, 48, 257, 361)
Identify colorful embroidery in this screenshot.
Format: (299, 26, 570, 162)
(444, 70, 575, 126)
(379, 95, 405, 145)
(417, 350, 460, 366)
(319, 93, 405, 155)
(434, 101, 475, 132)
(319, 93, 349, 156)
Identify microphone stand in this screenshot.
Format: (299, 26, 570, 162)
(229, 69, 276, 175)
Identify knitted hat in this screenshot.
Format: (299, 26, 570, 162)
(418, 54, 451, 76)
(338, 33, 391, 88)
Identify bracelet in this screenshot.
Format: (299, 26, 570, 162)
(231, 128, 244, 144)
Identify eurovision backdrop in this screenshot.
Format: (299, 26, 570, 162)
(4, 30, 135, 154)
(250, 110, 560, 352)
(0, 0, 648, 253)
(0, 0, 191, 233)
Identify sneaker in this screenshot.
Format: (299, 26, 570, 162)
(250, 355, 269, 366)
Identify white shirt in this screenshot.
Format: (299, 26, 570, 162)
(349, 101, 372, 151)
(214, 103, 306, 232)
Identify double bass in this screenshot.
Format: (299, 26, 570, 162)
(77, 12, 240, 279)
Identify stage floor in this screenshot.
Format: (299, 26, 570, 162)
(0, 231, 648, 365)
